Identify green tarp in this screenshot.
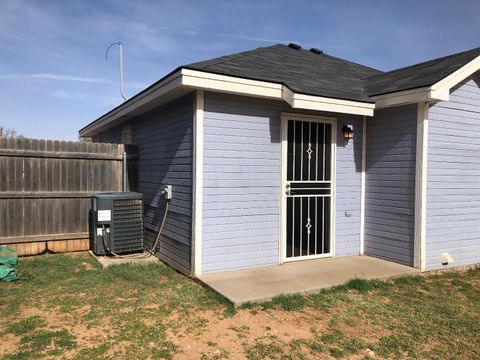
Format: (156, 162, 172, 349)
(0, 246, 17, 282)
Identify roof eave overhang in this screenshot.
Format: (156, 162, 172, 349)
(371, 87, 450, 109)
(80, 53, 480, 137)
(79, 68, 375, 137)
(282, 87, 374, 117)
(372, 54, 480, 109)
(79, 70, 184, 136)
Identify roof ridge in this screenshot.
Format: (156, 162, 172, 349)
(185, 44, 281, 69)
(367, 46, 480, 79)
(299, 48, 383, 76)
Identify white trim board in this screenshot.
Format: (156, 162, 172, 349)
(192, 90, 204, 277)
(360, 115, 367, 255)
(182, 69, 374, 116)
(279, 116, 288, 265)
(282, 87, 374, 116)
(181, 68, 283, 99)
(372, 87, 448, 109)
(432, 54, 480, 95)
(414, 102, 428, 271)
(373, 54, 480, 109)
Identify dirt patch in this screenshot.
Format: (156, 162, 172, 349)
(80, 261, 96, 271)
(171, 308, 331, 359)
(16, 305, 115, 349)
(168, 303, 396, 359)
(20, 305, 74, 329)
(113, 297, 137, 303)
(0, 333, 20, 356)
(340, 319, 390, 343)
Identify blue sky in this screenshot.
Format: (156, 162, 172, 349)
(1, 0, 479, 140)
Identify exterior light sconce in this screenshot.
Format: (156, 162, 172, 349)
(342, 125, 354, 143)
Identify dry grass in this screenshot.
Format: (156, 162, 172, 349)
(0, 253, 479, 359)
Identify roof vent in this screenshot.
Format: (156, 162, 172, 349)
(288, 43, 302, 50)
(310, 48, 323, 54)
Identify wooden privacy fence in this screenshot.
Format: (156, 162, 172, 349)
(0, 138, 125, 255)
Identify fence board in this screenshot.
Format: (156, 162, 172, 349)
(5, 241, 47, 256)
(0, 138, 124, 255)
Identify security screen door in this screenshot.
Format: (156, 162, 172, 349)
(283, 116, 334, 260)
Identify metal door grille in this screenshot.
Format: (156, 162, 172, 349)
(285, 119, 332, 259)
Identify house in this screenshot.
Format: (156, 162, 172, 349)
(79, 44, 480, 277)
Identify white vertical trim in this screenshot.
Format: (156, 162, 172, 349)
(360, 116, 367, 255)
(414, 102, 428, 271)
(192, 90, 204, 276)
(279, 116, 288, 264)
(331, 119, 337, 258)
(300, 124, 304, 180)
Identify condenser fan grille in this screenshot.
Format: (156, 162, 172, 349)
(112, 199, 144, 253)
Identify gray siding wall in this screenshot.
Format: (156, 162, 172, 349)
(92, 126, 122, 144)
(335, 115, 364, 257)
(365, 105, 417, 266)
(426, 74, 480, 270)
(93, 94, 194, 274)
(202, 93, 280, 273)
(202, 92, 363, 273)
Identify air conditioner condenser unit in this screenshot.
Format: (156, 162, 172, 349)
(89, 192, 144, 256)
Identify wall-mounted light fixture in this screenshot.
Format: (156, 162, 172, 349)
(342, 125, 355, 143)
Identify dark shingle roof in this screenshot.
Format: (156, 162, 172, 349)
(80, 44, 480, 136)
(185, 44, 382, 102)
(366, 47, 480, 96)
(184, 44, 480, 102)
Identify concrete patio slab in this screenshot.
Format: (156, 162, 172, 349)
(89, 251, 159, 268)
(198, 256, 420, 305)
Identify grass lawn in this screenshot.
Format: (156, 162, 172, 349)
(0, 253, 479, 359)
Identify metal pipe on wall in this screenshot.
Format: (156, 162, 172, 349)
(122, 151, 127, 192)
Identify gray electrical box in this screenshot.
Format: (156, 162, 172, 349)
(89, 192, 144, 255)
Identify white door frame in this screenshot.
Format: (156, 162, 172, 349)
(279, 113, 337, 264)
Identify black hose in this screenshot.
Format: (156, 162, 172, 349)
(101, 201, 169, 259)
(147, 202, 169, 255)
